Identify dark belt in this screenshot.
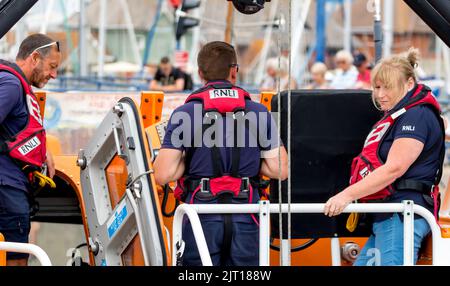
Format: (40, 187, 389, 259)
(394, 179, 432, 194)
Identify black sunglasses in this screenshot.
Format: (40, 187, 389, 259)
(229, 63, 239, 73)
(33, 41, 60, 54)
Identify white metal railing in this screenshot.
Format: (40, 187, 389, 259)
(172, 200, 450, 266)
(0, 242, 52, 266)
(172, 203, 213, 266)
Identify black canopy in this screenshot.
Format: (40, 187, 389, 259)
(0, 0, 38, 39)
(404, 0, 450, 47)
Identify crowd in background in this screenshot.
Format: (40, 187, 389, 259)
(151, 49, 374, 93)
(260, 50, 373, 92)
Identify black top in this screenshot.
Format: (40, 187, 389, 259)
(153, 67, 184, 86)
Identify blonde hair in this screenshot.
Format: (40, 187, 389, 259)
(266, 57, 278, 70)
(266, 57, 289, 74)
(335, 50, 354, 64)
(370, 48, 420, 110)
(311, 62, 327, 75)
(371, 47, 419, 89)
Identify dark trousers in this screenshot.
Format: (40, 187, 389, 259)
(182, 217, 259, 266)
(0, 184, 30, 260)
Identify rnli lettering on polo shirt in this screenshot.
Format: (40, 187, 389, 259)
(209, 89, 239, 99)
(402, 125, 416, 131)
(18, 136, 41, 155)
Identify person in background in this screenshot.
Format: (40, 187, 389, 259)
(149, 56, 185, 92)
(180, 66, 194, 91)
(329, 50, 359, 89)
(259, 57, 277, 91)
(305, 62, 329, 89)
(260, 57, 297, 92)
(353, 52, 372, 89)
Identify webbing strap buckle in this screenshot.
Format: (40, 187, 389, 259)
(200, 178, 210, 193)
(241, 177, 250, 192)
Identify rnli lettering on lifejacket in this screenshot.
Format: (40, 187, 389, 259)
(209, 89, 239, 99)
(18, 136, 41, 155)
(359, 166, 370, 178)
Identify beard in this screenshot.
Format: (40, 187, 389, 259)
(30, 62, 47, 88)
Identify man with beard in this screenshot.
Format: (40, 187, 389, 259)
(0, 34, 61, 266)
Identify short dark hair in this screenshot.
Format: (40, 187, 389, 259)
(16, 33, 57, 60)
(353, 52, 367, 67)
(160, 56, 170, 64)
(197, 41, 237, 81)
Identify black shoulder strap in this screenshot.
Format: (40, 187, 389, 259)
(232, 101, 262, 174)
(231, 102, 259, 177)
(431, 108, 446, 187)
(186, 96, 255, 179)
(207, 116, 224, 178)
(185, 109, 224, 178)
(231, 114, 241, 177)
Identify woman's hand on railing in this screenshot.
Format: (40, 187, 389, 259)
(324, 192, 353, 217)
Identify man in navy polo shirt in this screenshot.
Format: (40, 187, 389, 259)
(154, 41, 288, 266)
(0, 34, 61, 266)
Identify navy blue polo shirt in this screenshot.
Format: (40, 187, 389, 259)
(161, 82, 280, 222)
(162, 85, 279, 178)
(375, 87, 443, 221)
(0, 71, 29, 192)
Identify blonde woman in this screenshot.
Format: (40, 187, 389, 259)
(324, 48, 445, 266)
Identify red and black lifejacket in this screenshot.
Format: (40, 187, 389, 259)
(185, 81, 251, 114)
(173, 81, 258, 204)
(0, 62, 47, 170)
(350, 84, 445, 215)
